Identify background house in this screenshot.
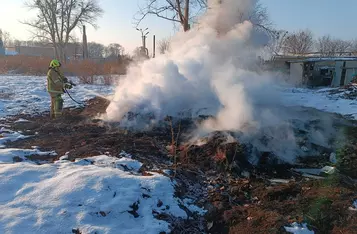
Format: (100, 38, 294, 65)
(4, 43, 83, 60)
(287, 57, 357, 87)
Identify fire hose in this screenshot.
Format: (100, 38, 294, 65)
(63, 81, 86, 106)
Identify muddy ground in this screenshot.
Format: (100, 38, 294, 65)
(2, 97, 357, 234)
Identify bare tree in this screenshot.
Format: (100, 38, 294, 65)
(0, 29, 12, 47)
(335, 39, 352, 54)
(104, 43, 124, 58)
(238, 0, 273, 36)
(88, 42, 105, 58)
(133, 46, 149, 60)
(265, 29, 288, 57)
(316, 35, 352, 56)
(22, 0, 103, 62)
(351, 39, 357, 54)
(158, 38, 171, 54)
(135, 0, 273, 39)
(134, 0, 207, 32)
(282, 29, 314, 55)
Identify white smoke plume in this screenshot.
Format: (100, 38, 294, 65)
(103, 0, 308, 162)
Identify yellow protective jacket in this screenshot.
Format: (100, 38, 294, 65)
(47, 67, 68, 94)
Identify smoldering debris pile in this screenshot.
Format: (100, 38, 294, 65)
(109, 103, 345, 171)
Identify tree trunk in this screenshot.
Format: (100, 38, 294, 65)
(54, 45, 59, 60)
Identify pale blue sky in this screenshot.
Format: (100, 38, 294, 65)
(0, 0, 356, 53)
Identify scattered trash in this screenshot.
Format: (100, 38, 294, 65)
(269, 179, 291, 184)
(293, 166, 336, 178)
(329, 152, 337, 164)
(284, 222, 314, 234)
(301, 174, 325, 180)
(301, 146, 309, 152)
(293, 168, 322, 176)
(320, 166, 336, 175)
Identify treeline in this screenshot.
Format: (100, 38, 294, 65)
(268, 29, 357, 57)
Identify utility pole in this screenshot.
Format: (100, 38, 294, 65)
(153, 35, 156, 58)
(136, 27, 149, 57)
(82, 25, 88, 59)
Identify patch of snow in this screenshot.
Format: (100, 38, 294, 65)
(315, 87, 338, 93)
(119, 150, 133, 158)
(117, 157, 143, 172)
(284, 222, 314, 234)
(0, 75, 114, 117)
(348, 200, 357, 211)
(182, 198, 207, 216)
(163, 169, 173, 176)
(59, 155, 69, 161)
(14, 118, 30, 123)
(0, 127, 29, 147)
(73, 155, 143, 173)
(0, 155, 204, 234)
(269, 179, 291, 184)
(0, 148, 57, 163)
(280, 87, 357, 119)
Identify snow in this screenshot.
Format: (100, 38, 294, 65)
(280, 87, 357, 119)
(0, 155, 205, 234)
(284, 222, 315, 234)
(0, 75, 114, 118)
(73, 155, 143, 173)
(0, 148, 57, 163)
(14, 118, 30, 123)
(0, 127, 29, 148)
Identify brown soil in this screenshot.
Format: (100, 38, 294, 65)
(1, 97, 357, 234)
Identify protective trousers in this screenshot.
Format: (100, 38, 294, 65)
(49, 93, 63, 119)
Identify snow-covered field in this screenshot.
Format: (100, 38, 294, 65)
(0, 75, 356, 234)
(280, 87, 357, 119)
(0, 155, 198, 234)
(0, 75, 114, 117)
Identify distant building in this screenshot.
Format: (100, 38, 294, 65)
(6, 46, 54, 57)
(5, 49, 18, 56)
(287, 57, 357, 87)
(4, 43, 83, 60)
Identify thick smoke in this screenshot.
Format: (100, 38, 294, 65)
(103, 0, 318, 163)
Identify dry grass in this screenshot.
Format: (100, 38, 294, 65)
(0, 55, 130, 84)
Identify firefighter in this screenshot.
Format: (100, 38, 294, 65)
(47, 59, 72, 119)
